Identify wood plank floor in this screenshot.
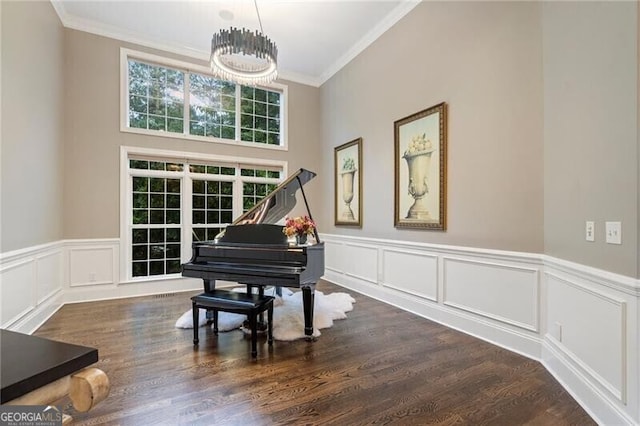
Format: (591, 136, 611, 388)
(34, 281, 595, 425)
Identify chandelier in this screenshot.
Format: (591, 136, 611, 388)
(210, 1, 278, 86)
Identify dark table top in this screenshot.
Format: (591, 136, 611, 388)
(1, 329, 98, 403)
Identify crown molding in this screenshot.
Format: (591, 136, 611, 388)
(50, 0, 421, 89)
(50, 0, 324, 87)
(318, 0, 421, 86)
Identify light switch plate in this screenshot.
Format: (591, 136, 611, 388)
(585, 221, 595, 242)
(605, 221, 622, 244)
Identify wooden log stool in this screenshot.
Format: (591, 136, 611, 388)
(191, 290, 274, 358)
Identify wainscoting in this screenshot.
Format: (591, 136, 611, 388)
(1, 235, 639, 424)
(0, 239, 201, 333)
(322, 234, 640, 426)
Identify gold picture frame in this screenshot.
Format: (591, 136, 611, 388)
(394, 102, 447, 230)
(334, 137, 363, 227)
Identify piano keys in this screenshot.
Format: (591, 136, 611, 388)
(182, 168, 324, 338)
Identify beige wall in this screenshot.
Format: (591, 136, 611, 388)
(320, 1, 544, 253)
(1, 1, 65, 252)
(542, 2, 638, 278)
(62, 30, 322, 239)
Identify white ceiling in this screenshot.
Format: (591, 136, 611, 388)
(51, 0, 420, 87)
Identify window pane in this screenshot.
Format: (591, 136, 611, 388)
(221, 211, 233, 223)
(193, 228, 206, 242)
(190, 121, 205, 136)
(267, 133, 280, 145)
(254, 102, 266, 117)
(150, 244, 165, 259)
(255, 116, 267, 131)
(150, 228, 165, 243)
(166, 194, 180, 208)
(150, 210, 164, 224)
(150, 178, 164, 192)
(167, 179, 180, 193)
(167, 118, 183, 133)
(241, 86, 254, 100)
(254, 88, 267, 103)
(166, 228, 180, 242)
(268, 91, 280, 105)
(268, 118, 279, 133)
(189, 72, 235, 141)
(150, 194, 164, 208)
(128, 59, 184, 134)
(193, 210, 205, 224)
(133, 193, 148, 208)
(221, 126, 235, 139)
(133, 210, 148, 224)
(166, 210, 180, 224)
(132, 229, 148, 244)
(132, 262, 148, 277)
(132, 245, 148, 261)
(150, 261, 164, 275)
(166, 260, 181, 274)
(129, 112, 147, 129)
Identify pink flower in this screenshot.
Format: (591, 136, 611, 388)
(283, 216, 316, 237)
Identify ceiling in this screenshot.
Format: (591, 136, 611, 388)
(51, 0, 420, 87)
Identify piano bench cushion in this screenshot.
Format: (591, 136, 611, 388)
(191, 290, 274, 313)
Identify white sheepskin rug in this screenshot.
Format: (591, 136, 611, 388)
(175, 287, 355, 341)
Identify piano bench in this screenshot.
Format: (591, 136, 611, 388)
(191, 290, 275, 358)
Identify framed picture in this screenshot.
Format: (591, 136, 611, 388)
(334, 137, 362, 227)
(394, 102, 447, 230)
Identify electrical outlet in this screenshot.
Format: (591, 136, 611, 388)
(605, 221, 622, 245)
(89, 273, 96, 282)
(585, 221, 595, 242)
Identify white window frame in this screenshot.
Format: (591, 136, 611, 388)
(119, 48, 289, 151)
(119, 145, 288, 283)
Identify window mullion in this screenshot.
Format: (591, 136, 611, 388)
(235, 84, 241, 141)
(182, 165, 192, 263)
(184, 71, 190, 135)
(233, 166, 243, 219)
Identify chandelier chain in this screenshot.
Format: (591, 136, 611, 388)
(254, 0, 264, 34)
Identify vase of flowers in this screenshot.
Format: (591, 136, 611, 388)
(283, 216, 316, 245)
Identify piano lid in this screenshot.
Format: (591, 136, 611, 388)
(232, 168, 316, 226)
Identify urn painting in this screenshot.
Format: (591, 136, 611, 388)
(394, 102, 447, 230)
(334, 138, 362, 227)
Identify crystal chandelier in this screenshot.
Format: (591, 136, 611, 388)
(210, 1, 278, 86)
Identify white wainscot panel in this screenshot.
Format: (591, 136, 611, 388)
(36, 251, 62, 304)
(1, 260, 35, 327)
(546, 273, 626, 402)
(443, 257, 539, 332)
(69, 247, 115, 287)
(342, 243, 377, 283)
(325, 241, 343, 273)
(382, 248, 437, 301)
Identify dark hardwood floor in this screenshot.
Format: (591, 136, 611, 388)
(34, 281, 595, 425)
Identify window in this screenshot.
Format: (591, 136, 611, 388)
(121, 49, 287, 149)
(123, 148, 285, 280)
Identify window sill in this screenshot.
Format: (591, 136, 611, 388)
(120, 126, 288, 152)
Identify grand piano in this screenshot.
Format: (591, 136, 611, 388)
(181, 168, 324, 338)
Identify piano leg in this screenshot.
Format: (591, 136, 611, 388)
(302, 285, 315, 339)
(203, 279, 215, 292)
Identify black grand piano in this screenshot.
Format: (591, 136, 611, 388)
(181, 168, 324, 338)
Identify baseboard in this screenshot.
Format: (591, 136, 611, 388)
(542, 339, 636, 426)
